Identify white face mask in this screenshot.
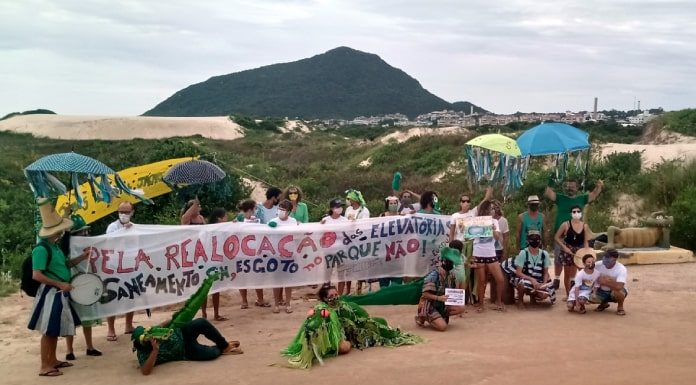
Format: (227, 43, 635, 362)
(278, 209, 289, 220)
(119, 213, 131, 223)
(332, 207, 343, 215)
(571, 212, 582, 220)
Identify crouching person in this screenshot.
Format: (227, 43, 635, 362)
(415, 247, 465, 331)
(502, 230, 556, 309)
(133, 317, 243, 375)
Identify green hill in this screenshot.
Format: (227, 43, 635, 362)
(143, 47, 486, 119)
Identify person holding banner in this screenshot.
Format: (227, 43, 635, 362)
(284, 185, 309, 223)
(415, 247, 466, 331)
(417, 191, 441, 214)
(270, 200, 299, 314)
(472, 201, 506, 312)
(378, 196, 405, 288)
(106, 202, 136, 341)
(256, 187, 282, 224)
(233, 201, 271, 309)
(343, 189, 370, 295)
(320, 198, 348, 224)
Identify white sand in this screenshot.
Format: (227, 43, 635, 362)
(0, 115, 245, 141)
(379, 126, 471, 144)
(599, 142, 696, 168)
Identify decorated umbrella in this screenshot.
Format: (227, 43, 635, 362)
(24, 152, 150, 208)
(163, 159, 226, 187)
(465, 133, 524, 196)
(516, 122, 591, 185)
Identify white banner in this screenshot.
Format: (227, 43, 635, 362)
(70, 214, 451, 319)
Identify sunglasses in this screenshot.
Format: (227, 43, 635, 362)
(571, 210, 582, 213)
(460, 199, 471, 203)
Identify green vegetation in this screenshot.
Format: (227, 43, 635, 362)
(143, 47, 485, 119)
(1, 109, 56, 121)
(658, 109, 696, 136)
(230, 115, 284, 132)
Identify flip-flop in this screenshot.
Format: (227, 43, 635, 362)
(255, 301, 271, 308)
(214, 315, 229, 321)
(54, 361, 74, 369)
(616, 309, 626, 316)
(272, 306, 281, 314)
(595, 303, 610, 312)
(124, 329, 134, 335)
(285, 306, 294, 314)
(106, 334, 117, 342)
(39, 369, 62, 377)
(240, 303, 249, 309)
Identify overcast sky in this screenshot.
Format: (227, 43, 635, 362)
(1, 0, 694, 116)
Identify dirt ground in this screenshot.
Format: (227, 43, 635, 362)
(1, 262, 695, 385)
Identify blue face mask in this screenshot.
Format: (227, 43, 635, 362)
(603, 256, 616, 268)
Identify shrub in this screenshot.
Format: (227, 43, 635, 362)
(670, 186, 696, 251)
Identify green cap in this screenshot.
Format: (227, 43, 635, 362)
(440, 247, 462, 265)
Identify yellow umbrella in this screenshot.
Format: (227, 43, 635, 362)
(55, 157, 197, 223)
(466, 133, 521, 157)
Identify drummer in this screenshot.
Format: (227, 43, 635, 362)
(60, 215, 103, 361)
(27, 198, 91, 377)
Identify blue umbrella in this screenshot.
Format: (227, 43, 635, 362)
(24, 152, 151, 208)
(517, 122, 590, 156)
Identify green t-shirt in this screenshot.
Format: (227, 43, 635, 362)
(32, 242, 71, 283)
(290, 202, 309, 223)
(554, 193, 589, 231)
(520, 212, 544, 249)
(136, 328, 186, 367)
(514, 249, 550, 269)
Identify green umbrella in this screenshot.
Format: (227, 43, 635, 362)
(466, 134, 522, 157)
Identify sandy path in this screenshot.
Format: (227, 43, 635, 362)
(0, 115, 245, 140)
(1, 263, 695, 385)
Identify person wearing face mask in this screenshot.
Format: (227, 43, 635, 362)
(269, 200, 299, 314)
(567, 251, 600, 314)
(282, 284, 421, 368)
(545, 177, 604, 291)
(593, 248, 628, 316)
(516, 195, 544, 251)
(381, 196, 401, 217)
(397, 190, 418, 215)
(502, 230, 555, 309)
(283, 185, 309, 223)
(415, 247, 466, 331)
(28, 198, 88, 376)
(320, 198, 348, 224)
(105, 201, 137, 341)
(554, 205, 591, 296)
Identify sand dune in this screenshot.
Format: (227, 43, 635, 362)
(0, 114, 245, 141)
(599, 142, 696, 168)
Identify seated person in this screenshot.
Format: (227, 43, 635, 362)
(593, 248, 628, 316)
(502, 230, 556, 308)
(415, 247, 466, 331)
(132, 317, 242, 375)
(567, 252, 600, 314)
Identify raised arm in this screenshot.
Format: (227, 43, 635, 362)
(588, 180, 604, 203)
(544, 186, 557, 202)
(180, 200, 200, 225)
(140, 340, 160, 375)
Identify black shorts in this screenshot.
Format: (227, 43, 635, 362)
(474, 256, 498, 264)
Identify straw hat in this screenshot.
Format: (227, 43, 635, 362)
(37, 197, 73, 238)
(573, 247, 597, 269)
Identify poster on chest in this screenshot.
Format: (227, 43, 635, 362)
(70, 214, 452, 319)
(463, 216, 494, 239)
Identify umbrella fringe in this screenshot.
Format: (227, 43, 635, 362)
(71, 172, 85, 208)
(115, 175, 154, 205)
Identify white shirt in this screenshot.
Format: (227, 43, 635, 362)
(494, 216, 509, 251)
(321, 215, 348, 224)
(473, 217, 500, 258)
(256, 203, 278, 224)
(106, 219, 134, 234)
(450, 208, 478, 241)
(345, 206, 370, 221)
(594, 261, 628, 291)
(269, 217, 298, 227)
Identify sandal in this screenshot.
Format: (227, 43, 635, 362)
(106, 334, 117, 342)
(255, 301, 271, 307)
(272, 306, 281, 314)
(595, 303, 610, 312)
(54, 361, 74, 369)
(65, 353, 75, 361)
(240, 303, 249, 310)
(39, 369, 62, 377)
(214, 315, 229, 321)
(493, 304, 506, 312)
(285, 306, 294, 314)
(616, 309, 626, 316)
(414, 316, 425, 327)
(475, 306, 485, 313)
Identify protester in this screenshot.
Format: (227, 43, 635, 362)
(344, 189, 369, 220)
(545, 178, 604, 290)
(594, 248, 628, 316)
(381, 195, 401, 217)
(180, 198, 206, 225)
(492, 200, 509, 262)
(567, 251, 600, 314)
(105, 201, 136, 341)
(554, 205, 591, 296)
(398, 190, 418, 214)
(283, 185, 309, 223)
(320, 198, 348, 224)
(449, 187, 493, 242)
(502, 230, 556, 309)
(415, 247, 466, 331)
(516, 195, 544, 251)
(417, 191, 441, 214)
(28, 198, 86, 376)
(256, 186, 282, 224)
(233, 201, 271, 310)
(282, 284, 421, 368)
(133, 318, 242, 375)
(472, 201, 506, 312)
(60, 216, 102, 360)
(269, 200, 298, 314)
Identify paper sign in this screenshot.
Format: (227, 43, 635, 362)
(445, 288, 465, 306)
(463, 216, 494, 239)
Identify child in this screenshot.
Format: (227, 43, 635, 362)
(234, 201, 270, 309)
(567, 253, 600, 314)
(269, 200, 299, 314)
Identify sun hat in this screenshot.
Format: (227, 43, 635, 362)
(527, 195, 540, 204)
(574, 247, 597, 269)
(37, 197, 73, 238)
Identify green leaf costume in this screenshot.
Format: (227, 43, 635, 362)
(281, 299, 421, 369)
(170, 272, 219, 329)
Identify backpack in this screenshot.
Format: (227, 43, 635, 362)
(21, 242, 52, 297)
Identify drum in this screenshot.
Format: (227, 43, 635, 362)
(70, 273, 104, 306)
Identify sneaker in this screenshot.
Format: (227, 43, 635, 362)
(86, 349, 102, 357)
(552, 278, 560, 290)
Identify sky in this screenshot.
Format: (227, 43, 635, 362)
(1, 0, 695, 116)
